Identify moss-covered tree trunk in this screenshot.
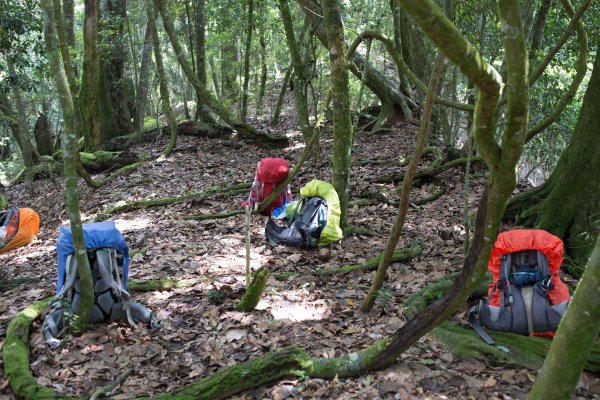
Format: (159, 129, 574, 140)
(42, 0, 94, 332)
(0, 91, 35, 182)
(271, 64, 293, 125)
(240, 0, 253, 122)
(79, 0, 119, 152)
(102, 0, 134, 136)
(134, 20, 153, 137)
(194, 0, 212, 121)
(528, 236, 600, 399)
(33, 113, 54, 156)
(513, 42, 599, 267)
(155, 0, 288, 149)
(323, 0, 353, 230)
(278, 0, 313, 145)
(147, 0, 177, 157)
(61, 0, 77, 77)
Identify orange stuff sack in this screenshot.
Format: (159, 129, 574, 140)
(0, 208, 40, 254)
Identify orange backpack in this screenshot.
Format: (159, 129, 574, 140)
(0, 208, 40, 254)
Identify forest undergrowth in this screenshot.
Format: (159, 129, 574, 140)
(1, 116, 598, 400)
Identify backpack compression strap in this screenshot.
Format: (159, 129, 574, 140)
(468, 303, 496, 345)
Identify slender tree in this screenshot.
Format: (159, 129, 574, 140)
(240, 0, 254, 122)
(134, 19, 154, 137)
(278, 0, 313, 144)
(361, 54, 446, 312)
(255, 1, 268, 117)
(41, 0, 94, 333)
(147, 0, 177, 157)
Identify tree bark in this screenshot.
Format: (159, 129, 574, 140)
(79, 0, 120, 151)
(155, 0, 288, 149)
(240, 0, 254, 122)
(256, 3, 268, 117)
(528, 236, 600, 399)
(42, 0, 94, 333)
(33, 113, 54, 156)
(271, 64, 293, 125)
(61, 0, 78, 77)
(323, 0, 353, 230)
(529, 0, 553, 58)
(102, 0, 134, 136)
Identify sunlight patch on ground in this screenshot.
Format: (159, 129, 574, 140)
(256, 292, 331, 323)
(114, 217, 151, 232)
(7, 242, 55, 264)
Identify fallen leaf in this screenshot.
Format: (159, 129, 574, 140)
(225, 328, 247, 342)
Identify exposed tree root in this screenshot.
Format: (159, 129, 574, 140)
(94, 183, 250, 221)
(274, 244, 422, 280)
(127, 278, 213, 292)
(344, 225, 378, 237)
(89, 368, 133, 400)
(2, 299, 75, 400)
(376, 156, 485, 184)
(354, 191, 398, 206)
(236, 267, 270, 312)
(413, 182, 446, 206)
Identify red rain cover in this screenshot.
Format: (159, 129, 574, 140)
(487, 230, 570, 306)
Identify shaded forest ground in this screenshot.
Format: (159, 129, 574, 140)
(1, 113, 599, 399)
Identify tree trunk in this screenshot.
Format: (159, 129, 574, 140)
(79, 0, 120, 151)
(278, 0, 313, 144)
(33, 113, 54, 156)
(240, 0, 254, 122)
(194, 0, 212, 121)
(155, 0, 288, 149)
(41, 0, 94, 333)
(0, 92, 35, 177)
(271, 64, 293, 125)
(323, 0, 353, 230)
(134, 19, 153, 137)
(147, 0, 177, 157)
(514, 43, 600, 267)
(102, 0, 134, 136)
(220, 0, 239, 104)
(256, 4, 268, 117)
(529, 0, 553, 58)
(6, 59, 36, 174)
(61, 0, 78, 78)
(528, 236, 600, 400)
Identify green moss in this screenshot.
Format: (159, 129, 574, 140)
(236, 267, 270, 312)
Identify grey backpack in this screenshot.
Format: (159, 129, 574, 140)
(43, 248, 159, 348)
(265, 196, 328, 249)
(469, 250, 570, 344)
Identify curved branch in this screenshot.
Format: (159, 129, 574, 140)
(526, 0, 589, 141)
(347, 30, 474, 112)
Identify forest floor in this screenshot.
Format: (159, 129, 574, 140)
(1, 115, 599, 400)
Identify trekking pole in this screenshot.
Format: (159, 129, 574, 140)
(244, 204, 252, 286)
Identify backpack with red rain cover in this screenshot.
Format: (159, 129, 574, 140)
(242, 158, 292, 215)
(469, 230, 571, 345)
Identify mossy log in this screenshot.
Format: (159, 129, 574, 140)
(274, 244, 422, 280)
(412, 182, 446, 206)
(236, 267, 270, 312)
(53, 150, 137, 172)
(404, 272, 600, 373)
(127, 278, 212, 292)
(107, 120, 234, 151)
(2, 299, 77, 400)
(376, 156, 485, 184)
(94, 183, 250, 221)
